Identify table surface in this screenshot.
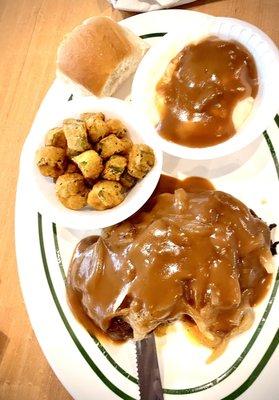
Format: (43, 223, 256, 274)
(0, 0, 278, 399)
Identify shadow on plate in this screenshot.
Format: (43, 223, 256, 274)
(163, 136, 263, 179)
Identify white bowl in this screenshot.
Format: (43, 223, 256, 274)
(131, 16, 279, 160)
(20, 97, 163, 230)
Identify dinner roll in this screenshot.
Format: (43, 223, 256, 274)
(56, 16, 149, 97)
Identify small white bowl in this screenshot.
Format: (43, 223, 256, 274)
(20, 97, 163, 230)
(132, 16, 279, 160)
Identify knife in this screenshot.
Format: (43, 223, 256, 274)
(136, 333, 164, 400)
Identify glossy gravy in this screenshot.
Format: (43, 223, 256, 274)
(156, 37, 258, 147)
(67, 175, 272, 346)
(154, 175, 215, 194)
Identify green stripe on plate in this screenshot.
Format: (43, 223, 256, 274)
(263, 131, 279, 179)
(274, 114, 279, 128)
(52, 224, 66, 283)
(51, 118, 279, 395)
(53, 227, 278, 395)
(51, 224, 138, 384)
(38, 213, 136, 400)
(140, 32, 166, 39)
(221, 330, 279, 400)
(38, 219, 279, 400)
(46, 216, 278, 398)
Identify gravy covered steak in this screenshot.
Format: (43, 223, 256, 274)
(67, 176, 273, 359)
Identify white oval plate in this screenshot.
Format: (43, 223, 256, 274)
(16, 10, 279, 400)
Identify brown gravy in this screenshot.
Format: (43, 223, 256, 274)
(67, 237, 131, 344)
(154, 175, 215, 195)
(67, 175, 215, 342)
(156, 37, 258, 147)
(142, 175, 215, 213)
(67, 175, 272, 348)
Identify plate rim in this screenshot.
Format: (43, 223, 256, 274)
(15, 9, 279, 400)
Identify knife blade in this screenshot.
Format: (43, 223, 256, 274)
(135, 333, 164, 400)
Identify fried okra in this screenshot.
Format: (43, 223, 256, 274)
(45, 127, 67, 149)
(65, 162, 79, 174)
(36, 146, 66, 178)
(120, 170, 137, 189)
(63, 119, 91, 154)
(87, 180, 125, 210)
(55, 173, 89, 210)
(102, 155, 127, 181)
(81, 112, 109, 143)
(128, 144, 155, 179)
(36, 113, 156, 213)
(96, 134, 132, 159)
(106, 119, 128, 137)
(72, 150, 103, 179)
(81, 112, 105, 124)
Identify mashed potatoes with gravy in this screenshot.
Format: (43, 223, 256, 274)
(138, 35, 257, 146)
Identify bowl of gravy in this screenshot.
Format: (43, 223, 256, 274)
(132, 16, 279, 160)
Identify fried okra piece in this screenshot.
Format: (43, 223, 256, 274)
(81, 112, 105, 123)
(96, 134, 132, 159)
(72, 150, 103, 179)
(128, 144, 155, 179)
(87, 180, 125, 210)
(65, 162, 79, 174)
(102, 155, 127, 181)
(80, 112, 109, 143)
(120, 170, 137, 189)
(63, 119, 91, 154)
(55, 173, 89, 210)
(106, 119, 128, 138)
(36, 146, 66, 178)
(45, 127, 67, 149)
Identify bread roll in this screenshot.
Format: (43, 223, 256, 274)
(57, 16, 149, 97)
